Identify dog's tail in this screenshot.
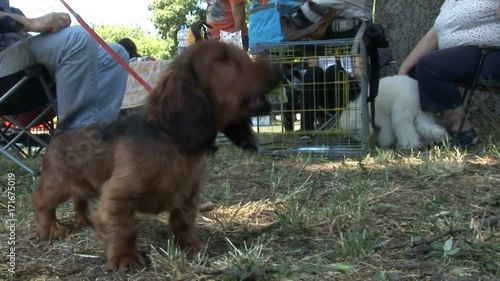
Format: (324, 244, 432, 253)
(339, 95, 366, 141)
(415, 112, 447, 143)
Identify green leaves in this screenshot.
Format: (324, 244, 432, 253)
(430, 238, 461, 257)
(92, 24, 169, 59)
(443, 238, 461, 257)
(150, 0, 207, 58)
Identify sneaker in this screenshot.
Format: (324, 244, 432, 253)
(447, 127, 479, 147)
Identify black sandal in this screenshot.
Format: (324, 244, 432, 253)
(447, 127, 479, 147)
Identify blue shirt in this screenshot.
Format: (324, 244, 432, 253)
(0, 0, 22, 51)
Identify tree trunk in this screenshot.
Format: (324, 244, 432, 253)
(374, 0, 444, 75)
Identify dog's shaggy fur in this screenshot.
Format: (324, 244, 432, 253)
(339, 75, 447, 149)
(32, 41, 281, 272)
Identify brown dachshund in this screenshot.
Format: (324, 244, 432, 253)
(32, 41, 281, 272)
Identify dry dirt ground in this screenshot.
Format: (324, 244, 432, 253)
(0, 121, 499, 281)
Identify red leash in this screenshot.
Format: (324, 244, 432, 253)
(59, 0, 154, 93)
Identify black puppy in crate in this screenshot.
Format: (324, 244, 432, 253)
(280, 59, 359, 134)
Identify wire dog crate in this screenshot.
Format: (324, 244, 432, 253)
(253, 39, 370, 157)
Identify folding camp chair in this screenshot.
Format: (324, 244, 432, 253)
(0, 16, 57, 176)
(458, 47, 500, 134)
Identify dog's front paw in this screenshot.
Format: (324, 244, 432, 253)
(178, 238, 204, 257)
(37, 223, 68, 240)
(107, 248, 145, 272)
(74, 214, 91, 226)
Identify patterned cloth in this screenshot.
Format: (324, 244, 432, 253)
(219, 30, 243, 49)
(435, 0, 500, 49)
(121, 60, 172, 109)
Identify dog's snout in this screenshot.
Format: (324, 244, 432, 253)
(246, 95, 272, 116)
(268, 64, 282, 89)
(255, 59, 282, 90)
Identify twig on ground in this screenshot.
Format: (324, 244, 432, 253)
(411, 228, 469, 247)
(74, 253, 100, 259)
(385, 227, 471, 249)
(247, 222, 279, 235)
(195, 266, 278, 280)
(365, 186, 401, 205)
(195, 267, 227, 276)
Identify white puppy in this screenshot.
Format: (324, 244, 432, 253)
(339, 75, 447, 149)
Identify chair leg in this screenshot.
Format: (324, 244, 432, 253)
(458, 49, 490, 133)
(458, 87, 471, 134)
(4, 112, 51, 148)
(39, 75, 57, 116)
(0, 65, 57, 176)
(0, 147, 39, 176)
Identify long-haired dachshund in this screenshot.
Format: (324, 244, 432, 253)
(32, 41, 281, 272)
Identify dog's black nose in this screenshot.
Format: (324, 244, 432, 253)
(268, 64, 282, 90)
(247, 95, 272, 116)
(223, 119, 259, 152)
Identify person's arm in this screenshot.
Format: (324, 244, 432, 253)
(230, 1, 246, 32)
(0, 11, 70, 33)
(398, 27, 439, 75)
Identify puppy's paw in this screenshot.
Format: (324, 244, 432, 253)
(398, 141, 423, 150)
(74, 215, 91, 226)
(37, 223, 68, 240)
(178, 238, 204, 257)
(107, 249, 145, 272)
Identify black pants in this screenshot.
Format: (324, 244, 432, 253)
(409, 46, 500, 113)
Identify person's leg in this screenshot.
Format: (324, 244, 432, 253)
(27, 26, 98, 129)
(95, 43, 129, 123)
(415, 47, 500, 134)
(27, 26, 128, 129)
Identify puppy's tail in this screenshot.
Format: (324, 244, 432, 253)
(339, 95, 365, 141)
(415, 112, 447, 143)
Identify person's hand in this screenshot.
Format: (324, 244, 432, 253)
(26, 12, 71, 33)
(398, 63, 412, 76)
(398, 67, 409, 76)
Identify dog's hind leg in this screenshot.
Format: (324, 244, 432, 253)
(415, 112, 447, 143)
(73, 197, 91, 226)
(72, 180, 98, 226)
(169, 184, 203, 256)
(392, 107, 422, 149)
(376, 112, 396, 148)
(32, 174, 70, 239)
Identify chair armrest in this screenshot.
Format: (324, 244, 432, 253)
(0, 15, 24, 34)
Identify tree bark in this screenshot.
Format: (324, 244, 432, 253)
(374, 0, 444, 76)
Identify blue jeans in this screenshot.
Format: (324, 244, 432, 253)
(26, 26, 129, 129)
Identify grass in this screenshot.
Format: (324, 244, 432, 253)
(0, 127, 499, 281)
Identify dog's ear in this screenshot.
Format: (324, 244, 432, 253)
(146, 69, 217, 152)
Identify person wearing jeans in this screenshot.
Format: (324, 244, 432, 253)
(0, 0, 129, 130)
(399, 0, 500, 147)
